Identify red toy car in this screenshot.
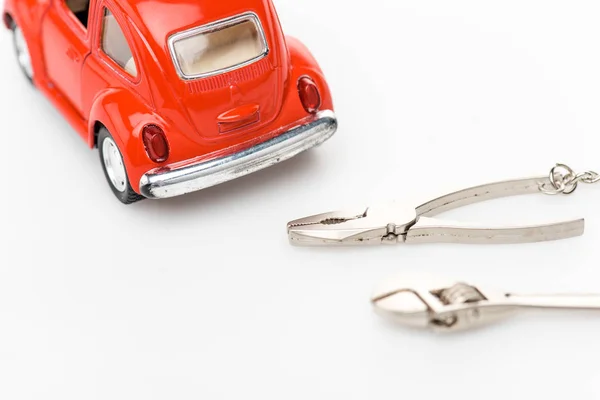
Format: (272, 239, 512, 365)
(3, 0, 337, 203)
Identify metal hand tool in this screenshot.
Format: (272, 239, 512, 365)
(287, 164, 598, 246)
(372, 273, 600, 332)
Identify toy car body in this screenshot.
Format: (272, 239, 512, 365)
(3, 0, 337, 203)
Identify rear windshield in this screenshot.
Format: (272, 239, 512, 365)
(169, 13, 269, 80)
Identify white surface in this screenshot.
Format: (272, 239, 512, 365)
(1, 0, 600, 399)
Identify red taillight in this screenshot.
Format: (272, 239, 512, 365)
(298, 76, 321, 114)
(2, 14, 12, 30)
(142, 125, 169, 163)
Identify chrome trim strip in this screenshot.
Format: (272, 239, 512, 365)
(168, 12, 269, 81)
(139, 110, 338, 199)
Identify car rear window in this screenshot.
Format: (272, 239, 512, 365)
(169, 13, 269, 80)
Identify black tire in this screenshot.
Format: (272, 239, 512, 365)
(11, 21, 34, 84)
(98, 128, 144, 205)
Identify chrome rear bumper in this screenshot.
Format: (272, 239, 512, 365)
(139, 110, 337, 199)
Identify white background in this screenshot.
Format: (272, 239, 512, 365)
(1, 0, 600, 399)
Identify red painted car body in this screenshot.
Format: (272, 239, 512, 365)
(3, 0, 337, 203)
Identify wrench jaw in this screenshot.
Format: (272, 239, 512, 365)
(371, 274, 520, 332)
(371, 273, 452, 330)
(371, 290, 431, 329)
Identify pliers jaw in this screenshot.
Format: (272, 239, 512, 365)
(286, 203, 419, 245)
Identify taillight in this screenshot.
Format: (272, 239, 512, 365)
(2, 14, 12, 30)
(142, 124, 169, 163)
(298, 76, 321, 114)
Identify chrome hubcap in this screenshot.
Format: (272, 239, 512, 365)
(14, 27, 33, 79)
(102, 138, 127, 192)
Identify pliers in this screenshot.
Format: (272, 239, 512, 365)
(287, 174, 585, 246)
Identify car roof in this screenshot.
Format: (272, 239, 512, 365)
(118, 0, 272, 45)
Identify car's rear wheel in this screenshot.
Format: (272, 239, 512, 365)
(11, 22, 33, 82)
(98, 128, 144, 204)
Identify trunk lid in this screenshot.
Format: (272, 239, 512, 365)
(170, 12, 284, 140)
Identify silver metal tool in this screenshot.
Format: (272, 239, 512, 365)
(372, 273, 600, 332)
(287, 163, 599, 246)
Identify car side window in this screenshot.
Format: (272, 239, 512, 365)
(100, 8, 137, 77)
(64, 0, 91, 28)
